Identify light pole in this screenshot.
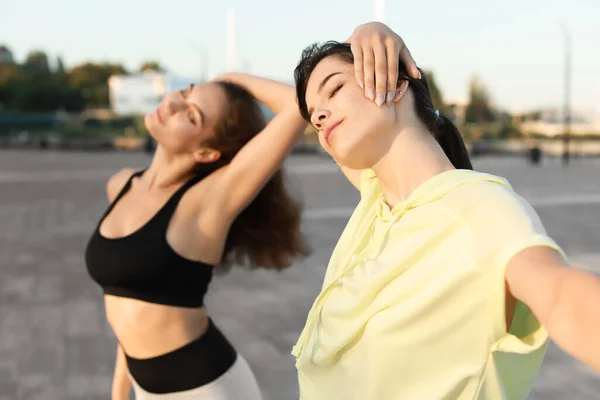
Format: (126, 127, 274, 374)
(226, 6, 237, 72)
(561, 25, 572, 165)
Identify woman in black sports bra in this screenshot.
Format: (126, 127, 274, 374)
(84, 23, 410, 400)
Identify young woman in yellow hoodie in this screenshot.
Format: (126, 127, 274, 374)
(292, 22, 600, 400)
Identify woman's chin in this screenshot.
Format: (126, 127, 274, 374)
(145, 128, 160, 144)
(328, 141, 354, 164)
(335, 148, 369, 170)
(143, 114, 152, 130)
(144, 117, 159, 140)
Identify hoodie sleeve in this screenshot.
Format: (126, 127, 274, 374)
(460, 182, 566, 274)
(454, 181, 566, 355)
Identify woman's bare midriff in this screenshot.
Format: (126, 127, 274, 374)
(105, 294, 210, 359)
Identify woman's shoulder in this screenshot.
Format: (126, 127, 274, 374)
(444, 181, 549, 254)
(440, 170, 511, 199)
(106, 168, 137, 202)
(440, 172, 538, 224)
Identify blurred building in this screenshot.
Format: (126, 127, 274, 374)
(514, 108, 600, 137)
(108, 72, 198, 116)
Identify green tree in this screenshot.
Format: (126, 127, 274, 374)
(0, 64, 27, 108)
(56, 56, 66, 74)
(424, 70, 446, 114)
(12, 75, 58, 112)
(67, 62, 127, 108)
(24, 50, 50, 74)
(1, 51, 127, 111)
(139, 61, 164, 73)
(0, 45, 15, 64)
(465, 75, 495, 123)
(0, 52, 86, 112)
(51, 72, 85, 112)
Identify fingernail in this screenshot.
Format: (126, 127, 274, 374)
(375, 93, 385, 107)
(366, 87, 375, 101)
(386, 91, 393, 104)
(417, 68, 422, 79)
(358, 79, 364, 89)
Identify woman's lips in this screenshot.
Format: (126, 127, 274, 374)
(324, 120, 342, 144)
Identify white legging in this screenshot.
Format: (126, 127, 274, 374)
(129, 354, 264, 400)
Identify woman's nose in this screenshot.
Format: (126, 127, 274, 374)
(165, 99, 184, 115)
(311, 109, 330, 130)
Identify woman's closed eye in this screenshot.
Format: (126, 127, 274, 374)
(187, 109, 196, 125)
(328, 83, 343, 99)
(179, 86, 198, 125)
(327, 82, 345, 99)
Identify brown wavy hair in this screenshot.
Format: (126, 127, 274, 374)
(197, 81, 309, 272)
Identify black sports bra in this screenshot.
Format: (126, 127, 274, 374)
(85, 170, 213, 308)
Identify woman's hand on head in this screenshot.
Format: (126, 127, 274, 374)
(347, 22, 421, 106)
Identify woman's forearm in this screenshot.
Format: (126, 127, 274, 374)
(548, 269, 600, 373)
(217, 73, 296, 114)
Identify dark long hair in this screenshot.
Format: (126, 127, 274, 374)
(294, 41, 472, 170)
(199, 81, 310, 271)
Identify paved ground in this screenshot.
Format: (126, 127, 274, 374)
(0, 150, 599, 400)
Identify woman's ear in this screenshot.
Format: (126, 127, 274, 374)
(393, 80, 410, 103)
(192, 147, 221, 164)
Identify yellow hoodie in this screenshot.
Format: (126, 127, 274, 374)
(292, 169, 565, 400)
